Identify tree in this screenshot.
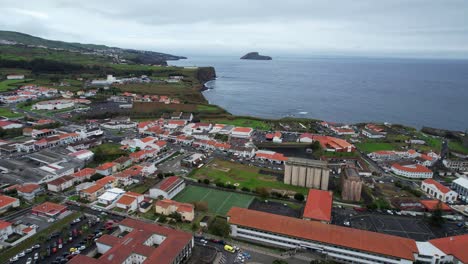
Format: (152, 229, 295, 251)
(169, 212, 182, 222)
(209, 218, 230, 237)
(193, 201, 209, 212)
(294, 193, 305, 201)
(90, 174, 104, 182)
(255, 187, 269, 198)
(203, 179, 210, 185)
(429, 202, 445, 227)
(191, 222, 200, 232)
(273, 260, 288, 264)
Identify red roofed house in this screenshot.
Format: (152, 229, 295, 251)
(231, 127, 254, 138)
(272, 131, 282, 143)
(303, 189, 333, 224)
(149, 176, 185, 199)
(32, 202, 67, 218)
(420, 200, 452, 212)
(298, 133, 314, 143)
(0, 120, 23, 130)
(227, 207, 418, 264)
(115, 192, 144, 212)
(68, 218, 193, 264)
(72, 168, 96, 182)
(0, 220, 13, 241)
(96, 162, 118, 176)
(47, 175, 76, 192)
(310, 135, 355, 152)
(391, 163, 433, 179)
(254, 150, 288, 164)
(429, 234, 468, 264)
(79, 184, 105, 202)
(0, 195, 20, 214)
(16, 183, 43, 201)
(421, 179, 457, 203)
(95, 176, 118, 188)
(155, 199, 195, 222)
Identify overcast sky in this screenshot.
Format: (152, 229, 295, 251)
(1, 0, 467, 58)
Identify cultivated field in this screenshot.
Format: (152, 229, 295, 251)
(173, 185, 254, 216)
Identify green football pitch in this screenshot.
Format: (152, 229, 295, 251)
(173, 185, 255, 216)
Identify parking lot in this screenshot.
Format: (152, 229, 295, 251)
(8, 212, 119, 264)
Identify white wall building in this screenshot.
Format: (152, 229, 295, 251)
(452, 177, 468, 202)
(421, 179, 457, 203)
(391, 163, 433, 179)
(149, 176, 185, 199)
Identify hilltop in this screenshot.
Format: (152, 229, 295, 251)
(0, 30, 186, 65)
(240, 52, 272, 60)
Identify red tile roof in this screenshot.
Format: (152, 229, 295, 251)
(116, 195, 136, 206)
(232, 127, 253, 133)
(96, 162, 116, 171)
(429, 235, 468, 263)
(81, 184, 104, 194)
(0, 220, 12, 229)
(16, 183, 40, 194)
(392, 163, 432, 173)
(32, 202, 67, 215)
(422, 179, 451, 194)
(72, 168, 96, 178)
(96, 176, 116, 186)
(311, 135, 355, 151)
(227, 207, 417, 261)
(156, 176, 183, 192)
(255, 151, 288, 161)
(69, 218, 192, 264)
(420, 200, 451, 211)
(303, 189, 332, 222)
(0, 195, 19, 208)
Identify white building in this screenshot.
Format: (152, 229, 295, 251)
(97, 188, 126, 206)
(0, 220, 13, 241)
(443, 159, 468, 172)
(6, 74, 24, 80)
(0, 121, 23, 130)
(32, 99, 75, 110)
(421, 179, 457, 203)
(230, 127, 253, 138)
(149, 176, 185, 199)
(452, 177, 468, 202)
(391, 163, 433, 179)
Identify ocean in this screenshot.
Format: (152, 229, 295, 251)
(170, 56, 468, 131)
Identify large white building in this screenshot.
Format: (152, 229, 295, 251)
(443, 159, 468, 172)
(391, 163, 433, 179)
(230, 127, 254, 138)
(149, 176, 185, 199)
(32, 99, 75, 110)
(421, 179, 457, 203)
(452, 177, 468, 202)
(227, 207, 468, 264)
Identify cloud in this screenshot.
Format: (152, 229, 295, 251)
(0, 0, 467, 58)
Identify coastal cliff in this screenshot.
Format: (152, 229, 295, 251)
(240, 52, 272, 60)
(196, 66, 216, 84)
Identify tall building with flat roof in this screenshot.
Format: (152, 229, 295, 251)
(284, 157, 329, 190)
(341, 166, 363, 202)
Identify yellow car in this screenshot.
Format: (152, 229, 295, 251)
(224, 245, 235, 253)
(69, 247, 77, 253)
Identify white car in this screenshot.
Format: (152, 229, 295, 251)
(26, 258, 32, 264)
(34, 253, 39, 260)
(79, 245, 86, 251)
(343, 221, 350, 226)
(17, 251, 25, 257)
(9, 256, 18, 262)
(387, 210, 394, 215)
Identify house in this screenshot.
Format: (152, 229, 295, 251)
(420, 200, 452, 212)
(115, 192, 144, 212)
(298, 133, 314, 143)
(421, 179, 457, 203)
(72, 168, 96, 182)
(0, 220, 13, 241)
(68, 149, 94, 161)
(391, 163, 433, 179)
(95, 162, 118, 176)
(95, 176, 118, 188)
(6, 74, 25, 80)
(112, 156, 132, 170)
(272, 131, 282, 143)
(303, 189, 333, 224)
(428, 235, 468, 264)
(0, 195, 20, 214)
(68, 218, 193, 264)
(155, 199, 195, 222)
(0, 120, 23, 130)
(16, 183, 42, 201)
(149, 176, 185, 199)
(79, 184, 105, 202)
(47, 175, 76, 192)
(31, 202, 67, 218)
(310, 135, 355, 152)
(231, 127, 254, 138)
(330, 125, 355, 136)
(254, 150, 288, 164)
(97, 188, 126, 206)
(32, 99, 75, 110)
(362, 124, 386, 139)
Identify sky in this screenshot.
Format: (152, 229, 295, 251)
(0, 0, 467, 58)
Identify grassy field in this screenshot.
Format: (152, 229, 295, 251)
(0, 79, 33, 92)
(355, 142, 395, 153)
(190, 159, 307, 194)
(0, 107, 23, 118)
(174, 185, 254, 216)
(201, 117, 272, 130)
(449, 140, 468, 155)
